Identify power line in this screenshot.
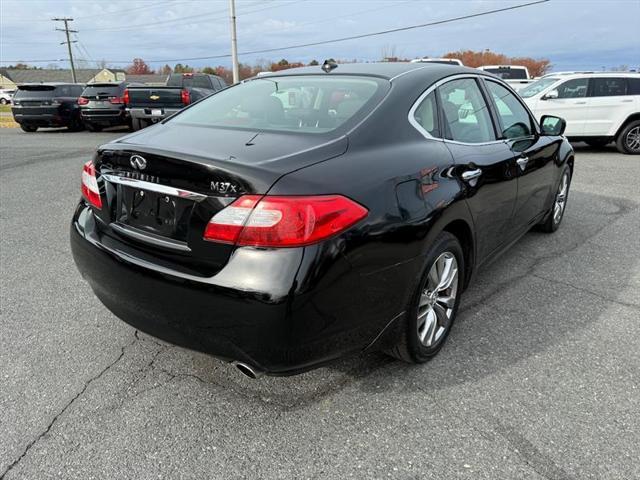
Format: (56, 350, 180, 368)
(113, 0, 554, 63)
(85, 0, 291, 33)
(4, 0, 549, 65)
(73, 0, 178, 21)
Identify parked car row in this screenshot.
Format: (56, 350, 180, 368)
(9, 73, 227, 133)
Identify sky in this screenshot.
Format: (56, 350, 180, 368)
(0, 0, 638, 72)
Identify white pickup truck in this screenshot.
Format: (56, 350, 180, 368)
(478, 65, 533, 91)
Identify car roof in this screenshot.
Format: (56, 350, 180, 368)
(543, 72, 639, 79)
(18, 82, 84, 87)
(251, 62, 476, 81)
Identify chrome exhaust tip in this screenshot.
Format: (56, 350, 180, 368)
(232, 361, 263, 379)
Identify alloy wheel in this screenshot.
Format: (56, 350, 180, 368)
(553, 172, 569, 224)
(417, 252, 459, 347)
(626, 126, 640, 152)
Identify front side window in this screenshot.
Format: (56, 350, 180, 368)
(556, 79, 588, 98)
(172, 75, 385, 134)
(438, 78, 495, 143)
(589, 77, 627, 97)
(413, 90, 440, 137)
(485, 81, 533, 139)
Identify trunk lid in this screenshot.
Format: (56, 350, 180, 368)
(126, 86, 184, 109)
(93, 124, 347, 275)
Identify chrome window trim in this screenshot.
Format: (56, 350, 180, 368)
(101, 174, 207, 202)
(407, 73, 506, 146)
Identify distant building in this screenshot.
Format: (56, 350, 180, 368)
(0, 68, 129, 88)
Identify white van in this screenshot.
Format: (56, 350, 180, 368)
(520, 72, 640, 154)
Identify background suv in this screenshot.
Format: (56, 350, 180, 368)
(520, 72, 640, 154)
(11, 83, 85, 132)
(78, 82, 133, 131)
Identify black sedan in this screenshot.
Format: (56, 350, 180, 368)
(71, 62, 573, 377)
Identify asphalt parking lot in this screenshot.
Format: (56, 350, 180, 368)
(1, 127, 638, 479)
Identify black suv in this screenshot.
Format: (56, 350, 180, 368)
(11, 83, 85, 132)
(78, 82, 133, 131)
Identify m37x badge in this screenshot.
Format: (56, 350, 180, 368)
(210, 180, 238, 194)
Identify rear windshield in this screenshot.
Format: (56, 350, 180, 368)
(82, 84, 122, 96)
(15, 85, 82, 98)
(484, 68, 528, 80)
(167, 74, 213, 89)
(171, 75, 386, 134)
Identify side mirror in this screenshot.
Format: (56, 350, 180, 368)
(542, 89, 559, 100)
(540, 115, 566, 136)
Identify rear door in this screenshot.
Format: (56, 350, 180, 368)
(438, 76, 519, 262)
(584, 77, 633, 136)
(483, 79, 557, 232)
(535, 78, 589, 137)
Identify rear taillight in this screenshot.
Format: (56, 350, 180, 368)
(109, 96, 124, 104)
(203, 195, 368, 247)
(181, 89, 190, 105)
(77, 97, 89, 105)
(123, 88, 130, 105)
(81, 161, 102, 209)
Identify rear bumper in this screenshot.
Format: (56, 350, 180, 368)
(70, 203, 401, 374)
(12, 110, 70, 127)
(80, 109, 128, 125)
(128, 107, 182, 121)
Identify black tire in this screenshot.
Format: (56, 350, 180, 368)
(584, 139, 610, 148)
(538, 166, 571, 233)
(20, 124, 38, 133)
(131, 117, 143, 131)
(85, 123, 103, 132)
(0, 98, 8, 105)
(387, 232, 465, 363)
(615, 120, 640, 155)
(68, 116, 85, 132)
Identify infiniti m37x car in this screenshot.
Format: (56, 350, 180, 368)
(71, 62, 574, 377)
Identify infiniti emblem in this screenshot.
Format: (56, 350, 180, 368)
(130, 154, 147, 170)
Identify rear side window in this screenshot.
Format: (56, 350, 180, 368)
(412, 90, 440, 137)
(590, 78, 627, 97)
(628, 78, 640, 95)
(438, 78, 495, 143)
(172, 75, 385, 135)
(485, 81, 533, 139)
(556, 79, 588, 98)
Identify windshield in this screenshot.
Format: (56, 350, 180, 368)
(519, 78, 559, 98)
(484, 68, 528, 80)
(171, 75, 386, 134)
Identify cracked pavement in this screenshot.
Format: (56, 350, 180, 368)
(1, 128, 639, 479)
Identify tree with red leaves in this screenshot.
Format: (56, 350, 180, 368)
(126, 58, 152, 75)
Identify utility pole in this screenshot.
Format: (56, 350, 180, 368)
(52, 17, 77, 83)
(229, 0, 239, 84)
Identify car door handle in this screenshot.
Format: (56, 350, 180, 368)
(516, 156, 529, 170)
(621, 99, 633, 103)
(461, 168, 482, 181)
(574, 101, 587, 104)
